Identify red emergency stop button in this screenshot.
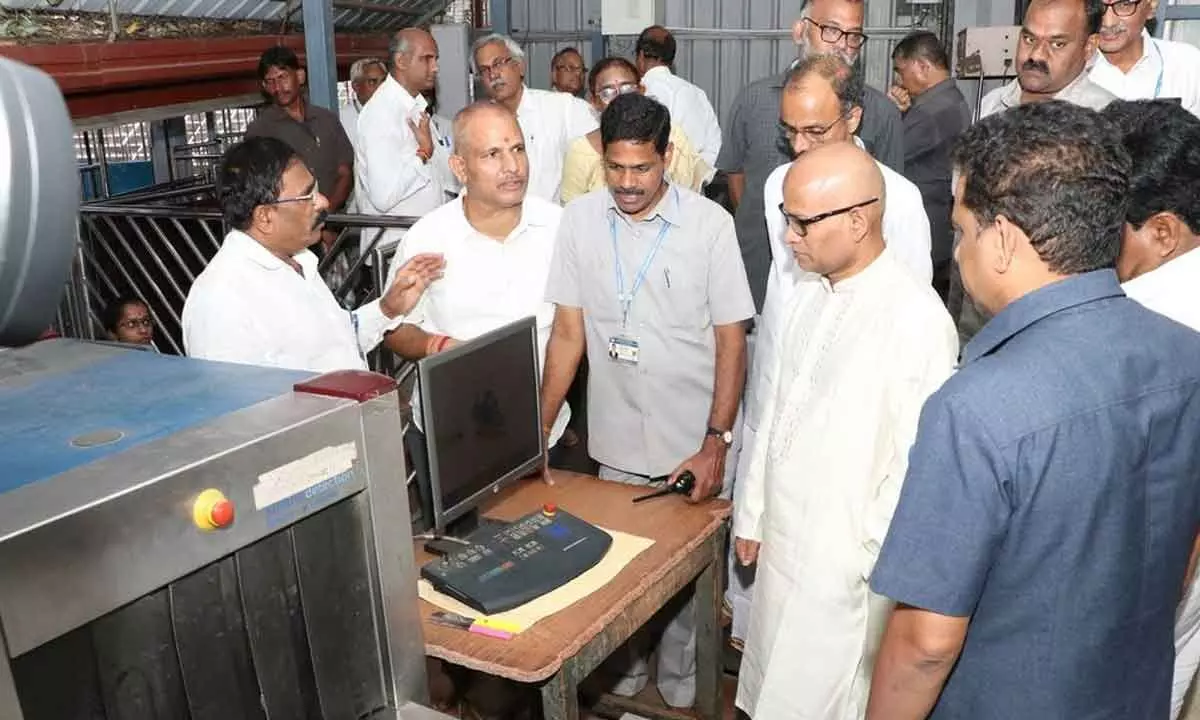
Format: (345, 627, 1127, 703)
(193, 489, 235, 530)
(542, 503, 557, 517)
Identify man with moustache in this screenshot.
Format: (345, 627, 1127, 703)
(183, 137, 444, 372)
(246, 46, 355, 215)
(1089, 0, 1200, 117)
(540, 92, 754, 708)
(357, 28, 451, 258)
(979, 0, 1116, 117)
(718, 0, 903, 314)
(730, 51, 933, 657)
(550, 47, 587, 96)
(384, 102, 572, 486)
(955, 0, 1117, 345)
(734, 142, 955, 719)
(473, 33, 597, 203)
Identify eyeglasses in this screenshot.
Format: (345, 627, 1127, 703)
(803, 17, 869, 49)
(596, 82, 639, 103)
(269, 180, 320, 206)
(779, 197, 879, 236)
(479, 56, 517, 78)
(779, 108, 853, 144)
(1102, 0, 1143, 17)
(118, 317, 153, 330)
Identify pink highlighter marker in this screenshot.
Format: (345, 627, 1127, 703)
(468, 623, 513, 640)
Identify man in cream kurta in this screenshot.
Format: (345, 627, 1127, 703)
(733, 143, 957, 718)
(728, 53, 933, 648)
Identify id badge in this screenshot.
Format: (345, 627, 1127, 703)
(608, 335, 640, 365)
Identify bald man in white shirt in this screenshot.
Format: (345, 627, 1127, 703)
(636, 25, 723, 167)
(356, 28, 451, 257)
(385, 102, 572, 465)
(473, 33, 598, 203)
(729, 54, 932, 649)
(183, 137, 443, 373)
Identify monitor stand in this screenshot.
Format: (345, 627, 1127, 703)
(422, 509, 509, 556)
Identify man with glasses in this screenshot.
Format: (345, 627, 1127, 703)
(718, 0, 904, 315)
(1088, 0, 1200, 117)
(183, 137, 444, 372)
(636, 25, 724, 167)
(979, 0, 1116, 117)
(733, 140, 956, 719)
(729, 53, 932, 655)
(473, 33, 597, 203)
(549, 47, 586, 96)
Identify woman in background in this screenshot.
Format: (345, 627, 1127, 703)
(101, 296, 154, 346)
(559, 57, 712, 203)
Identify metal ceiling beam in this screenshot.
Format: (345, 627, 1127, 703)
(303, 0, 339, 110)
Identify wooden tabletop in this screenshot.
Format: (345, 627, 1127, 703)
(416, 471, 731, 684)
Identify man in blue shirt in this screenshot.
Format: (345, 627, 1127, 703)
(866, 101, 1200, 719)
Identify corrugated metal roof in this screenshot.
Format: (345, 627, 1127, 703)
(0, 0, 453, 32)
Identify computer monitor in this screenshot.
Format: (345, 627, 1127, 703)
(417, 316, 544, 535)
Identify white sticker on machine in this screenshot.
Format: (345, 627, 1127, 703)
(253, 442, 358, 510)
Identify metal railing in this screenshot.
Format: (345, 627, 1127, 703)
(63, 197, 419, 373)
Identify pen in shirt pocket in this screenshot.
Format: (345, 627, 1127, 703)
(664, 268, 671, 288)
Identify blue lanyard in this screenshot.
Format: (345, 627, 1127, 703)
(610, 208, 672, 329)
(1151, 39, 1165, 99)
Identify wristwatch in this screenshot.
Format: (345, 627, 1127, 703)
(706, 426, 733, 446)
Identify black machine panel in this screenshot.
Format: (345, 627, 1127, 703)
(11, 496, 384, 720)
(420, 507, 613, 615)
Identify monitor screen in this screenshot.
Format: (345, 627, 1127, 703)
(418, 316, 543, 532)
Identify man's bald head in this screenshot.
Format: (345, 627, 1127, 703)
(780, 143, 885, 283)
(635, 25, 676, 72)
(449, 101, 528, 210)
(452, 101, 518, 154)
(389, 27, 439, 92)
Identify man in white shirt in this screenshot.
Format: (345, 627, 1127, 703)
(733, 142, 956, 720)
(635, 25, 723, 167)
(728, 53, 933, 648)
(472, 33, 598, 203)
(1089, 0, 1200, 117)
(549, 47, 586, 97)
(183, 137, 444, 373)
(339, 57, 386, 156)
(384, 102, 571, 480)
(1104, 98, 1200, 720)
(979, 0, 1116, 117)
(356, 28, 451, 258)
(339, 57, 386, 214)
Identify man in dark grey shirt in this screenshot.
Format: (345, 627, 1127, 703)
(891, 31, 971, 301)
(718, 0, 903, 311)
(245, 46, 355, 214)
